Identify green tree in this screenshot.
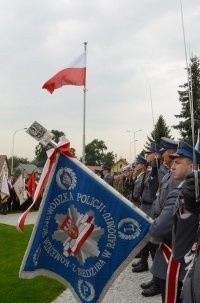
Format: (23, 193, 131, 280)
(69, 147, 76, 156)
(7, 156, 29, 174)
(144, 115, 172, 150)
(33, 129, 65, 167)
(174, 55, 200, 143)
(102, 152, 115, 167)
(85, 139, 108, 165)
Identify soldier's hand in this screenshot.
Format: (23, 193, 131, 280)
(182, 171, 200, 213)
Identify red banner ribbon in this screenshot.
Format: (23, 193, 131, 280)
(17, 141, 74, 231)
(161, 242, 181, 303)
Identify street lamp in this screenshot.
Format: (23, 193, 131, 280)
(129, 140, 138, 162)
(126, 129, 142, 162)
(129, 140, 134, 163)
(11, 128, 27, 174)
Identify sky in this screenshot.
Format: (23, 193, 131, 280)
(0, 0, 200, 163)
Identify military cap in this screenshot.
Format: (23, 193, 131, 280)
(124, 166, 133, 172)
(145, 143, 161, 154)
(101, 165, 111, 171)
(132, 163, 136, 169)
(169, 141, 200, 163)
(136, 155, 147, 165)
(95, 169, 102, 174)
(160, 137, 179, 151)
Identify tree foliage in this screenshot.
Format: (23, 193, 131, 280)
(85, 139, 115, 166)
(144, 115, 172, 150)
(102, 151, 115, 167)
(69, 147, 76, 156)
(85, 139, 107, 165)
(174, 55, 200, 144)
(7, 156, 29, 173)
(33, 129, 65, 167)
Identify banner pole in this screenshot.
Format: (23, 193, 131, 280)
(82, 42, 88, 164)
(179, 0, 199, 200)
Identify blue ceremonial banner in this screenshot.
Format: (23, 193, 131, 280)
(20, 153, 152, 303)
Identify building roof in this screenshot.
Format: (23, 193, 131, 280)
(17, 163, 42, 174)
(87, 165, 102, 172)
(112, 158, 129, 166)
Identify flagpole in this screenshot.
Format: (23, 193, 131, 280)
(82, 42, 87, 164)
(179, 0, 199, 200)
(149, 85, 155, 130)
(179, 1, 195, 146)
(149, 85, 159, 168)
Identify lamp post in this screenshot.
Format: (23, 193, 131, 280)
(129, 140, 134, 163)
(126, 129, 142, 162)
(11, 128, 27, 174)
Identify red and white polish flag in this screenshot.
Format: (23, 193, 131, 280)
(42, 52, 86, 94)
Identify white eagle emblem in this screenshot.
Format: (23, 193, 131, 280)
(56, 167, 77, 190)
(52, 205, 104, 264)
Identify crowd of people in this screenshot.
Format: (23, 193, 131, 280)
(97, 137, 200, 303)
(0, 172, 41, 215)
(1, 139, 200, 302)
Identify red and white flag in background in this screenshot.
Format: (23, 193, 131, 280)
(42, 52, 86, 94)
(27, 173, 36, 198)
(0, 173, 10, 201)
(13, 174, 28, 205)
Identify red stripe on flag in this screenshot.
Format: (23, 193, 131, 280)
(27, 173, 36, 198)
(73, 224, 94, 255)
(42, 67, 86, 94)
(42, 52, 86, 94)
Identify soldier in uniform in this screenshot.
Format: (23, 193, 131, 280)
(131, 155, 147, 207)
(101, 165, 113, 186)
(172, 171, 200, 303)
(149, 141, 200, 303)
(132, 144, 161, 275)
(152, 137, 180, 218)
(94, 169, 103, 178)
(140, 143, 162, 216)
(141, 137, 180, 297)
(113, 172, 124, 194)
(122, 166, 134, 200)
